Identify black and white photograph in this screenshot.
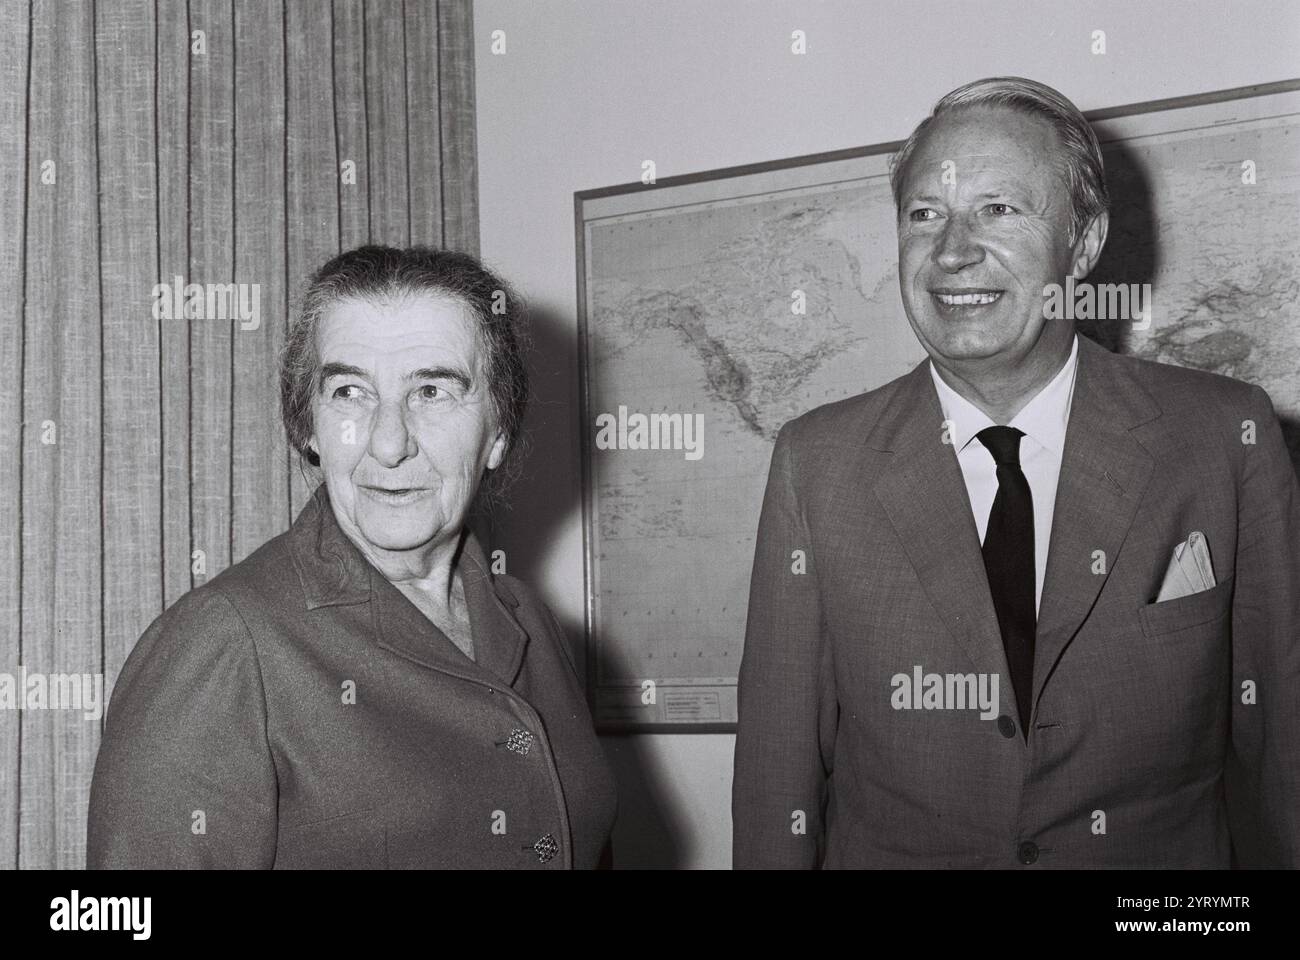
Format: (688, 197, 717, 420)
(0, 0, 1297, 938)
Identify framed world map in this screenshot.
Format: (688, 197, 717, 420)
(575, 80, 1300, 732)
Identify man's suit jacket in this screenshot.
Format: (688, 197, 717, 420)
(88, 484, 616, 868)
(733, 334, 1299, 868)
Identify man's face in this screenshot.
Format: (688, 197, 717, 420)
(896, 106, 1080, 366)
(310, 293, 506, 561)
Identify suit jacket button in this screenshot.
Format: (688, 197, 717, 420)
(1017, 841, 1039, 865)
(504, 729, 534, 756)
(997, 716, 1016, 739)
(532, 834, 559, 863)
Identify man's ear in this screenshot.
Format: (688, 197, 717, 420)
(486, 431, 507, 471)
(1070, 209, 1109, 281)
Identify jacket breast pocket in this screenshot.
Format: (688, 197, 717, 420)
(1137, 575, 1234, 640)
(276, 809, 388, 870)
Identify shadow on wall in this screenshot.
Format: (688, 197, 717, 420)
(474, 299, 699, 867)
(475, 301, 581, 617)
(1086, 138, 1300, 475)
(599, 735, 693, 868)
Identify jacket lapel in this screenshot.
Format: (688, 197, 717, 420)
(868, 359, 1009, 685)
(458, 536, 530, 686)
(867, 336, 1161, 727)
(370, 535, 530, 688)
(1031, 336, 1159, 709)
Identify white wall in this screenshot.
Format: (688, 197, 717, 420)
(473, 0, 1300, 868)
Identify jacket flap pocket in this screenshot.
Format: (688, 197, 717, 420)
(1138, 575, 1234, 639)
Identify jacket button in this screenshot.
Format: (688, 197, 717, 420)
(504, 729, 534, 756)
(997, 716, 1016, 739)
(532, 834, 559, 863)
(1017, 841, 1039, 865)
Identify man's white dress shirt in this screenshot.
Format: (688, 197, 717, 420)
(928, 334, 1080, 618)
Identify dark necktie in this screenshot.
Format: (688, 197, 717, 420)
(976, 426, 1036, 740)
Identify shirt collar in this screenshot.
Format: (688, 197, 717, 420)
(928, 332, 1079, 457)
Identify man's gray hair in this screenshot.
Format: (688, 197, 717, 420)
(888, 76, 1109, 245)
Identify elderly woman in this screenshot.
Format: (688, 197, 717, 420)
(88, 245, 616, 868)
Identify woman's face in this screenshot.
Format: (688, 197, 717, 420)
(309, 293, 506, 565)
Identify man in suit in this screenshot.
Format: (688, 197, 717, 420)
(732, 77, 1299, 868)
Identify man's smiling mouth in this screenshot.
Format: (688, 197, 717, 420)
(932, 288, 1004, 306)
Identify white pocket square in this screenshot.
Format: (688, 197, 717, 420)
(1155, 530, 1216, 602)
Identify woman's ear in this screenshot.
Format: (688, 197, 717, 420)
(486, 431, 507, 471)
